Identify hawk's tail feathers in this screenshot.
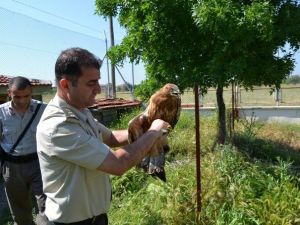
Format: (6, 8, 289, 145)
(163, 144, 170, 153)
(150, 170, 166, 182)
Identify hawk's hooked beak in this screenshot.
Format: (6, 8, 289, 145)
(170, 88, 180, 96)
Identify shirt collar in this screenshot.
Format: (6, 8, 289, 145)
(54, 95, 89, 122)
(8, 100, 35, 115)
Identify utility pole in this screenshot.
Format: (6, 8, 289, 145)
(131, 63, 135, 100)
(104, 31, 111, 98)
(109, 16, 116, 98)
(194, 83, 202, 221)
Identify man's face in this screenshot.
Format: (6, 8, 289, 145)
(68, 67, 101, 110)
(8, 85, 32, 110)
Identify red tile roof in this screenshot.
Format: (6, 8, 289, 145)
(90, 98, 142, 110)
(0, 75, 52, 87)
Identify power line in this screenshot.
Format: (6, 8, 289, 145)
(9, 0, 127, 40)
(10, 0, 102, 34)
(0, 6, 105, 41)
(9, 0, 126, 40)
(0, 40, 58, 55)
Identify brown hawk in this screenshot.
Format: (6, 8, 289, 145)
(128, 83, 181, 181)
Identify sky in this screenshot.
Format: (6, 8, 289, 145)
(0, 0, 299, 86)
(0, 0, 145, 86)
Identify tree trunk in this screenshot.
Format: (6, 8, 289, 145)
(216, 85, 226, 144)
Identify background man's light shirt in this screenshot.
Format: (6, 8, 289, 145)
(0, 99, 46, 155)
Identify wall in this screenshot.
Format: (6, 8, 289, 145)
(184, 106, 300, 124)
(237, 106, 300, 124)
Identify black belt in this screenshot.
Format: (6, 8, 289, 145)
(0, 148, 38, 163)
(53, 214, 108, 225)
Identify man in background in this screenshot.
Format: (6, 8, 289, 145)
(0, 76, 48, 225)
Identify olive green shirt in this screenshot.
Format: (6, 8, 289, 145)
(37, 95, 112, 223)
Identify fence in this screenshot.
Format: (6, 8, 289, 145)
(96, 85, 300, 107)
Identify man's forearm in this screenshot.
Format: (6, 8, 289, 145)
(109, 130, 129, 147)
(121, 129, 162, 168)
(98, 129, 162, 176)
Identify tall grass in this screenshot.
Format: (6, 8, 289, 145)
(201, 147, 300, 225)
(109, 111, 300, 225)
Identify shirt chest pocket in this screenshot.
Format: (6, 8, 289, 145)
(2, 120, 36, 144)
(2, 123, 18, 143)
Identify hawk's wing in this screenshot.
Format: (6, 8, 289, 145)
(128, 112, 150, 144)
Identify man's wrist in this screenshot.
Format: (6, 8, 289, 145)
(147, 129, 163, 139)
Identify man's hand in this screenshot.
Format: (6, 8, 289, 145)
(149, 119, 170, 133)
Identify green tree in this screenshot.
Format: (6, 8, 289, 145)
(192, 0, 300, 143)
(95, 0, 300, 144)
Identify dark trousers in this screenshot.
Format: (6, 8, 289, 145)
(51, 214, 108, 225)
(2, 159, 48, 225)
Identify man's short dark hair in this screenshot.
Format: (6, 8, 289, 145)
(8, 76, 32, 90)
(55, 47, 102, 86)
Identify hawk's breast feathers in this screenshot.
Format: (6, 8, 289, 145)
(127, 83, 181, 181)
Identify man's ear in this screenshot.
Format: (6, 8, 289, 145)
(7, 89, 11, 98)
(59, 78, 69, 90)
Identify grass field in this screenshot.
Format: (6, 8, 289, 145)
(1, 110, 300, 224)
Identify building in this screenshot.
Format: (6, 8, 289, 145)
(89, 98, 142, 125)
